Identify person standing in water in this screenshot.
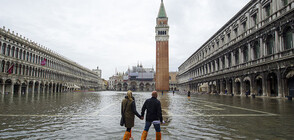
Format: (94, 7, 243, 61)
(121, 90, 143, 140)
(188, 91, 191, 98)
(141, 91, 164, 140)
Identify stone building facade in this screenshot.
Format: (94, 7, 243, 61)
(0, 27, 100, 95)
(178, 0, 294, 98)
(109, 64, 155, 92)
(169, 72, 178, 91)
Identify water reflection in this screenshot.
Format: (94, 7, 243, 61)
(0, 91, 294, 139)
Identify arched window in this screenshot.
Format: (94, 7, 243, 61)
(19, 64, 22, 75)
(235, 50, 239, 65)
(29, 53, 32, 62)
(284, 28, 293, 50)
(11, 46, 15, 57)
(243, 46, 248, 62)
(2, 43, 6, 55)
(267, 35, 275, 55)
(26, 52, 29, 61)
(15, 48, 19, 58)
(23, 51, 26, 60)
(7, 45, 11, 56)
(1, 60, 5, 72)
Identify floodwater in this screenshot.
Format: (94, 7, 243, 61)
(0, 91, 294, 139)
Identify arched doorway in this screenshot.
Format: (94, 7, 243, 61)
(222, 80, 227, 94)
(244, 80, 250, 95)
(286, 70, 294, 97)
(235, 78, 241, 95)
(267, 73, 278, 97)
(130, 82, 137, 91)
(14, 80, 21, 95)
(256, 75, 263, 96)
(117, 83, 122, 91)
(145, 83, 150, 91)
(228, 79, 233, 94)
(139, 83, 144, 91)
(123, 83, 128, 91)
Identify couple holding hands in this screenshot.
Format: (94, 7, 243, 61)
(121, 90, 163, 140)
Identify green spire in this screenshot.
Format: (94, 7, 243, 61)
(158, 0, 167, 18)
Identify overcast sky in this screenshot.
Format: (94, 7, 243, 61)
(0, 0, 250, 80)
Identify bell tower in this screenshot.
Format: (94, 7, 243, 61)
(155, 0, 169, 91)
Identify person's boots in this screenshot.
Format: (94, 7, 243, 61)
(156, 132, 161, 140)
(123, 131, 131, 140)
(141, 130, 148, 140)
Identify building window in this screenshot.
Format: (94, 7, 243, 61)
(243, 46, 248, 62)
(282, 0, 288, 6)
(284, 28, 293, 50)
(222, 56, 225, 69)
(235, 50, 239, 65)
(267, 35, 275, 55)
(242, 22, 247, 32)
(234, 28, 238, 37)
(265, 4, 271, 17)
(2, 43, 6, 55)
(227, 33, 231, 42)
(7, 45, 11, 56)
(252, 14, 257, 26)
(253, 41, 260, 59)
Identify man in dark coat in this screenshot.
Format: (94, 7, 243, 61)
(140, 91, 163, 140)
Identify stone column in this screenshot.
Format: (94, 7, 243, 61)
(239, 48, 243, 64)
(232, 80, 236, 94)
(225, 55, 228, 68)
(277, 71, 283, 97)
(10, 82, 14, 95)
(231, 52, 235, 66)
(240, 80, 244, 95)
(262, 73, 268, 96)
(26, 84, 29, 95)
(219, 58, 223, 70)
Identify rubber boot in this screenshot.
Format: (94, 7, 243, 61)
(141, 130, 148, 140)
(123, 131, 131, 140)
(156, 132, 161, 140)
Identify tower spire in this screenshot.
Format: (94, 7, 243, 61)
(158, 0, 167, 18)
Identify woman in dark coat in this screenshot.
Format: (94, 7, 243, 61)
(121, 90, 142, 140)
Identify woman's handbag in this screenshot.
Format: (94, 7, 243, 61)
(120, 100, 128, 126)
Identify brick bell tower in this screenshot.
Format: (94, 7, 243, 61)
(155, 0, 169, 91)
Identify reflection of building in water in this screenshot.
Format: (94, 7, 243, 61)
(108, 64, 155, 91)
(177, 0, 294, 98)
(169, 72, 178, 91)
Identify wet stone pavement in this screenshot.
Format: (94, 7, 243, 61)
(0, 91, 294, 139)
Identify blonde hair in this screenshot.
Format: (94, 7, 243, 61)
(127, 90, 133, 101)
